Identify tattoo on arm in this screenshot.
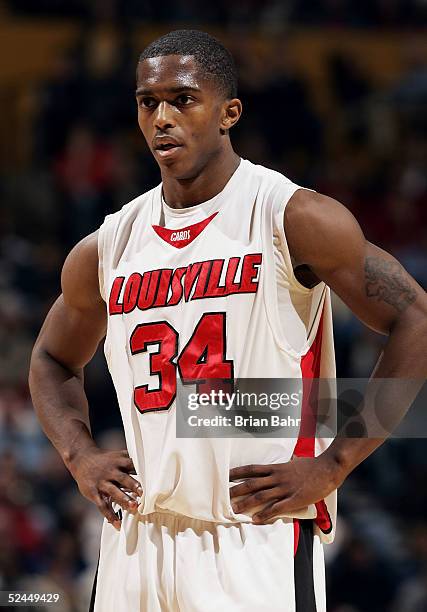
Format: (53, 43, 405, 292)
(365, 256, 417, 313)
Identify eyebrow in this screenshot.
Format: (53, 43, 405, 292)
(135, 85, 201, 96)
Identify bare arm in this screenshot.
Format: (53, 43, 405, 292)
(29, 232, 106, 464)
(230, 189, 427, 522)
(285, 190, 427, 468)
(29, 232, 141, 528)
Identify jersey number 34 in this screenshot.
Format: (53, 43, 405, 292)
(130, 312, 234, 414)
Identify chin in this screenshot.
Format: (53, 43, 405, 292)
(159, 161, 201, 181)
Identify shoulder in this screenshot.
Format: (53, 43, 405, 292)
(284, 189, 365, 268)
(98, 184, 161, 253)
(244, 158, 296, 188)
(102, 186, 160, 231)
(285, 188, 356, 227)
(243, 160, 302, 214)
(61, 231, 102, 310)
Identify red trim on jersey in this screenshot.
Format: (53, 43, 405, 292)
(293, 519, 300, 556)
(294, 308, 333, 534)
(314, 499, 333, 534)
(152, 212, 218, 249)
(294, 309, 324, 457)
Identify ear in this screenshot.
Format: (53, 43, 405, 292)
(220, 98, 242, 133)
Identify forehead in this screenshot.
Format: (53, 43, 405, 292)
(136, 55, 208, 93)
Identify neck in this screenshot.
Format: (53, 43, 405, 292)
(161, 143, 240, 209)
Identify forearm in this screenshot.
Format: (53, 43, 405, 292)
(324, 314, 427, 481)
(29, 347, 97, 472)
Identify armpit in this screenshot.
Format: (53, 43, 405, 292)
(294, 263, 321, 290)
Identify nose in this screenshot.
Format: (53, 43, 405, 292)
(153, 101, 175, 131)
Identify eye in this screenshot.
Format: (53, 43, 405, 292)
(175, 94, 193, 105)
(138, 97, 156, 109)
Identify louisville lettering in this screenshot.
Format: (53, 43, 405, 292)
(109, 254, 262, 315)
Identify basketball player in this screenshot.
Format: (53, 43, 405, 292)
(29, 30, 427, 612)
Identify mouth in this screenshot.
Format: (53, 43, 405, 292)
(153, 139, 183, 160)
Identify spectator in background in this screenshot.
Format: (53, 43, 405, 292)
(53, 124, 115, 245)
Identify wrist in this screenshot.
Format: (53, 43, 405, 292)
(62, 437, 98, 475)
(317, 446, 351, 489)
(321, 437, 385, 487)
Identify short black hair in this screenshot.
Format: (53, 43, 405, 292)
(138, 29, 238, 99)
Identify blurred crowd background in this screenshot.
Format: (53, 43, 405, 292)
(0, 1, 426, 611)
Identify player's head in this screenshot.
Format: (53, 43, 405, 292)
(136, 30, 242, 179)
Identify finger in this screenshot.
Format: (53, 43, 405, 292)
(100, 482, 139, 514)
(117, 455, 136, 474)
(229, 464, 272, 481)
(113, 472, 143, 497)
(232, 488, 280, 514)
(229, 476, 274, 498)
(252, 498, 302, 524)
(94, 493, 122, 530)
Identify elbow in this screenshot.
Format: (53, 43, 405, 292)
(389, 298, 427, 338)
(29, 343, 84, 384)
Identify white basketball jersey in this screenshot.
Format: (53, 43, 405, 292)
(98, 158, 337, 543)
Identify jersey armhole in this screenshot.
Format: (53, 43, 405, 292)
(275, 186, 316, 296)
(97, 221, 107, 303)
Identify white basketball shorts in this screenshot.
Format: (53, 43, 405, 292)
(90, 511, 325, 612)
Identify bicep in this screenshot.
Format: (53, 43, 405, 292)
(315, 240, 420, 335)
(286, 190, 425, 335)
(32, 231, 107, 371)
